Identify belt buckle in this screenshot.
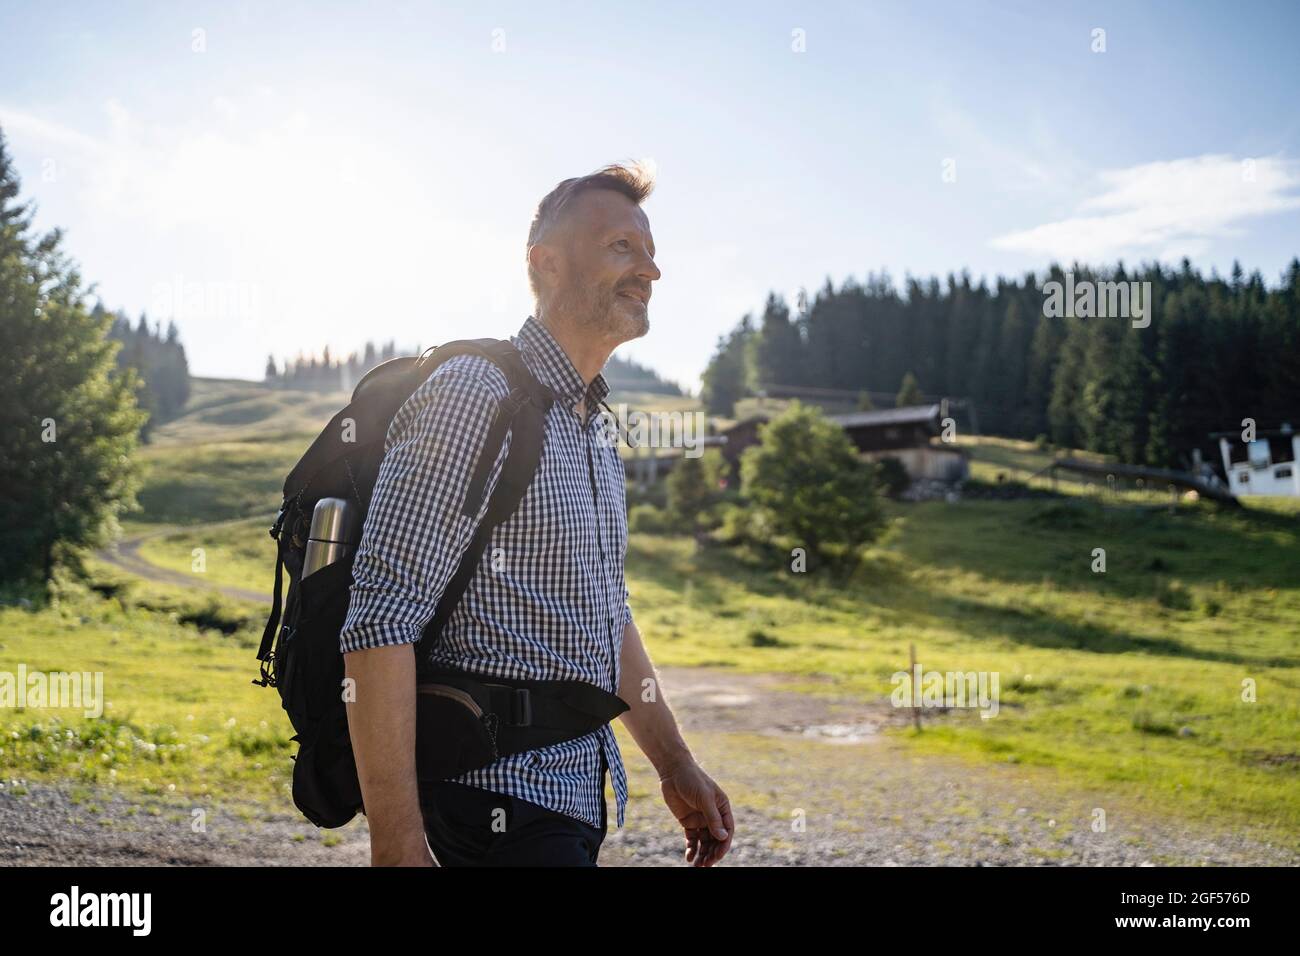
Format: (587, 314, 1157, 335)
(513, 688, 532, 726)
(483, 682, 533, 726)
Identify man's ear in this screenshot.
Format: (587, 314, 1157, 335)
(529, 241, 562, 291)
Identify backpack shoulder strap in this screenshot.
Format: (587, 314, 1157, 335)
(419, 338, 552, 408)
(417, 338, 553, 654)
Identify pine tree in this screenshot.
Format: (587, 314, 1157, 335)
(991, 294, 1029, 433)
(1025, 312, 1060, 438)
(753, 292, 802, 389)
(0, 127, 147, 586)
(896, 371, 923, 407)
(701, 317, 753, 416)
(107, 308, 190, 437)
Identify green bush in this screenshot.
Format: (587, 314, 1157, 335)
(628, 503, 672, 535)
(666, 449, 728, 532)
(712, 501, 754, 545)
(745, 628, 787, 648)
(874, 457, 911, 498)
(626, 480, 668, 511)
(1157, 580, 1194, 611)
(739, 401, 884, 571)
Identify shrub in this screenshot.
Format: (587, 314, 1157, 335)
(628, 503, 672, 535)
(745, 628, 786, 648)
(1157, 580, 1194, 611)
(626, 481, 668, 511)
(666, 449, 728, 532)
(712, 501, 754, 545)
(874, 457, 911, 498)
(739, 401, 884, 571)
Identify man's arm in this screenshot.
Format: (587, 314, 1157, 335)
(344, 644, 424, 865)
(339, 358, 511, 867)
(616, 614, 692, 773)
(618, 613, 734, 866)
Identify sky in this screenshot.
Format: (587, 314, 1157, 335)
(2, 0, 1298, 388)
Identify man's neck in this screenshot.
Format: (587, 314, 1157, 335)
(536, 311, 619, 391)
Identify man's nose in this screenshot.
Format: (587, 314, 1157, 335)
(639, 254, 662, 282)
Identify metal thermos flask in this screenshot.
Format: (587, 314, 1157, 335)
(301, 497, 357, 578)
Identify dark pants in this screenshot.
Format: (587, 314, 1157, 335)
(419, 781, 606, 866)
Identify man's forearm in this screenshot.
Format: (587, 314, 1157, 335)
(617, 615, 694, 776)
(343, 643, 430, 865)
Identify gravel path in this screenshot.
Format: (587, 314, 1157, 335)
(3, 667, 1294, 867)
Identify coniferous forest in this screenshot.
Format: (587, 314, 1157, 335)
(701, 260, 1300, 469)
(103, 308, 191, 438)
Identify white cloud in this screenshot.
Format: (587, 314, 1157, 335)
(0, 104, 105, 155)
(990, 154, 1300, 261)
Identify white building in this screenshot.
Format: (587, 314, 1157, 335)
(1215, 425, 1300, 497)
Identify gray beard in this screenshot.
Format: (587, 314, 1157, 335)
(552, 280, 649, 341)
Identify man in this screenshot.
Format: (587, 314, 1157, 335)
(339, 162, 734, 867)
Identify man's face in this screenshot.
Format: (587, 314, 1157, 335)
(545, 189, 660, 341)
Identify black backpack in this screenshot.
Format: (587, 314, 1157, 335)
(253, 338, 628, 828)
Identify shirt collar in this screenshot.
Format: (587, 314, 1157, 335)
(515, 315, 611, 411)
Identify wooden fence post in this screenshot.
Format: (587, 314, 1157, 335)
(910, 643, 921, 733)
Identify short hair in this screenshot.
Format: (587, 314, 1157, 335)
(526, 160, 656, 301)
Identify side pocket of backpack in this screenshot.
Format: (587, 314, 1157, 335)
(280, 560, 353, 727)
(281, 559, 363, 828)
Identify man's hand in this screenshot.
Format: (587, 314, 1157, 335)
(659, 761, 734, 867)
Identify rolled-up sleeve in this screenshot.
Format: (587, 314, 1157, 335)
(339, 356, 511, 654)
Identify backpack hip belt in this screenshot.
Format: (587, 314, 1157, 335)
(414, 665, 629, 782)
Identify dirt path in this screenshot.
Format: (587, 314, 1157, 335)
(3, 666, 1294, 867)
(96, 524, 270, 605)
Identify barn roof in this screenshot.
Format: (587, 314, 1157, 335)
(828, 404, 942, 429)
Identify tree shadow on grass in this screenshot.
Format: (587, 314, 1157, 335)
(909, 586, 1296, 667)
(892, 498, 1300, 595)
(626, 534, 934, 634)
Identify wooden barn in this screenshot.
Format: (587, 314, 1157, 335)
(719, 403, 969, 483)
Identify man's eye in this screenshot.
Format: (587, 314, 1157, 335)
(612, 240, 630, 250)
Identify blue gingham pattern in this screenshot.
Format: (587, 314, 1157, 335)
(339, 315, 631, 830)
